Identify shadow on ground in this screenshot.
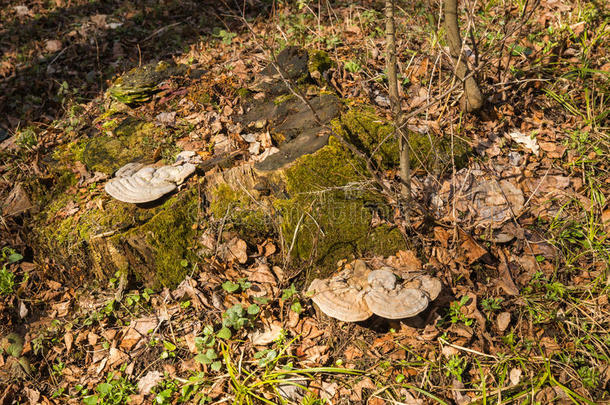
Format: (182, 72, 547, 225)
(0, 0, 272, 132)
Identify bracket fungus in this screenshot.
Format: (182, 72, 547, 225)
(307, 260, 372, 322)
(307, 261, 441, 322)
(105, 152, 200, 203)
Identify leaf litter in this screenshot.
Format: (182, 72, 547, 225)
(0, 0, 609, 403)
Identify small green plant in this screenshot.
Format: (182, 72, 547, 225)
(82, 371, 136, 405)
(577, 366, 600, 390)
(160, 340, 177, 359)
(282, 284, 304, 314)
(0, 248, 23, 296)
(448, 296, 474, 326)
(481, 297, 503, 313)
(151, 378, 180, 404)
(15, 126, 38, 150)
(222, 303, 259, 332)
(222, 278, 252, 293)
(344, 60, 362, 73)
(194, 326, 223, 371)
(213, 28, 237, 45)
(445, 355, 468, 382)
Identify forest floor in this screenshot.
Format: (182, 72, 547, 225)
(1, 0, 609, 404)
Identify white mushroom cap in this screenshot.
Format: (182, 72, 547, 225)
(364, 269, 430, 319)
(105, 163, 195, 203)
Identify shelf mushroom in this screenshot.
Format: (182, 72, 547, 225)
(307, 260, 373, 322)
(105, 152, 200, 204)
(364, 269, 431, 319)
(307, 261, 441, 322)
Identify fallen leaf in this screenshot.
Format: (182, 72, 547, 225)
(24, 387, 40, 405)
(137, 370, 163, 396)
(64, 332, 73, 353)
(224, 237, 248, 264)
(2, 184, 33, 216)
(496, 312, 511, 332)
(460, 233, 487, 264)
(90, 14, 107, 28)
(509, 368, 522, 386)
(508, 129, 539, 155)
(107, 347, 129, 368)
(45, 39, 62, 52)
(250, 322, 282, 346)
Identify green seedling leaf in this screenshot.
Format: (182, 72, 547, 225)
(83, 395, 98, 405)
(247, 304, 260, 315)
(163, 341, 176, 351)
(290, 301, 303, 314)
(216, 327, 232, 340)
(97, 382, 113, 395)
(253, 296, 269, 304)
(282, 284, 297, 300)
(222, 281, 240, 293)
(7, 253, 23, 264)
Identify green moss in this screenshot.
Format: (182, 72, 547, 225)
(274, 94, 295, 105)
(332, 109, 399, 170)
(34, 188, 201, 288)
(52, 118, 167, 175)
(36, 194, 158, 263)
(275, 137, 405, 277)
(333, 108, 472, 174)
(308, 50, 333, 80)
(236, 87, 251, 99)
(120, 191, 199, 288)
(209, 184, 270, 238)
(108, 61, 186, 104)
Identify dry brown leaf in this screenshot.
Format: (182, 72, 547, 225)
(2, 184, 33, 216)
(64, 332, 73, 353)
(244, 264, 277, 285)
(225, 237, 248, 264)
(250, 322, 282, 346)
(434, 227, 452, 248)
(460, 233, 487, 264)
(395, 250, 422, 271)
(107, 347, 129, 368)
(90, 14, 107, 28)
(45, 39, 62, 52)
(137, 370, 163, 396)
(52, 301, 70, 317)
(350, 377, 376, 401)
(496, 312, 511, 332)
(509, 368, 522, 386)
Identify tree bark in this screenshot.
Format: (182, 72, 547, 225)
(385, 0, 411, 202)
(445, 0, 483, 112)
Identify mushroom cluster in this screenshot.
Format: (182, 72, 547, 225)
(105, 151, 201, 203)
(307, 260, 441, 322)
